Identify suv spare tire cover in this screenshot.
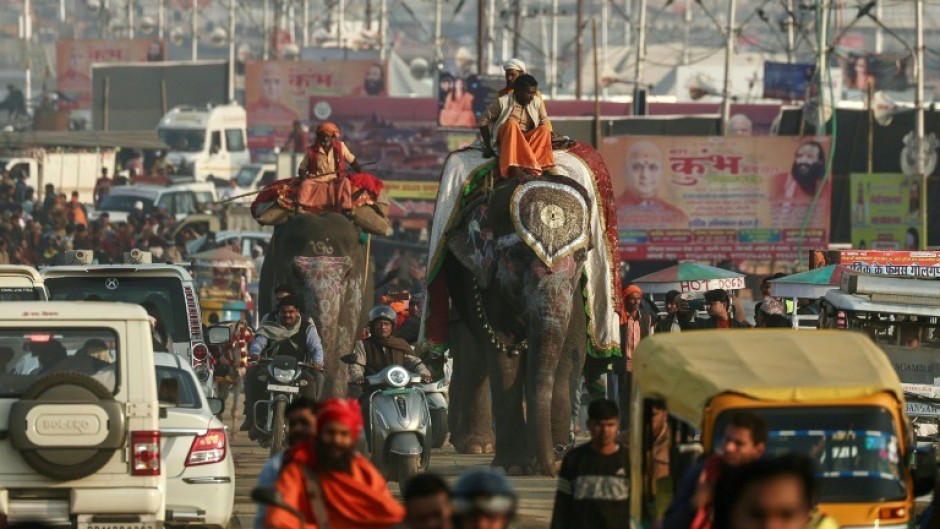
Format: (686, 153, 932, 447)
(10, 371, 126, 481)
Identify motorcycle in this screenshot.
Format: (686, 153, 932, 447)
(341, 354, 431, 483)
(253, 354, 322, 455)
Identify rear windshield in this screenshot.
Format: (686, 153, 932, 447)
(156, 365, 202, 409)
(99, 194, 155, 213)
(0, 328, 118, 397)
(45, 276, 190, 343)
(0, 286, 46, 301)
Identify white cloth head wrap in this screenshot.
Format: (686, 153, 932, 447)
(502, 58, 526, 72)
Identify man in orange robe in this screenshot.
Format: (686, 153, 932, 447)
(294, 122, 362, 212)
(264, 398, 404, 529)
(478, 74, 556, 179)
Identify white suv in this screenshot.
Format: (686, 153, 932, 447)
(90, 182, 217, 224)
(155, 352, 234, 529)
(0, 302, 164, 528)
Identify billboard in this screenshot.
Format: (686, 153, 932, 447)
(841, 53, 911, 92)
(810, 250, 940, 278)
(850, 173, 922, 250)
(56, 39, 164, 111)
(245, 60, 386, 150)
(437, 73, 503, 128)
(762, 62, 815, 100)
(600, 135, 832, 261)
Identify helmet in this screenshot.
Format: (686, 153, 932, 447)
(368, 305, 398, 329)
(452, 468, 517, 517)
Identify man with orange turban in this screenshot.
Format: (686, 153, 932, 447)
(294, 122, 362, 212)
(617, 284, 653, 426)
(265, 398, 405, 529)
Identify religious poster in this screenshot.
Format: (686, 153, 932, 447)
(56, 39, 164, 111)
(762, 62, 815, 100)
(600, 135, 832, 261)
(437, 74, 502, 129)
(841, 52, 911, 92)
(244, 60, 386, 150)
(850, 173, 922, 251)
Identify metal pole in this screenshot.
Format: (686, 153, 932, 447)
(228, 0, 235, 102)
(682, 0, 692, 64)
(303, 0, 309, 45)
(477, 0, 485, 74)
(593, 18, 600, 147)
(59, 0, 65, 23)
(127, 0, 134, 39)
(916, 0, 927, 248)
(550, 0, 558, 97)
(486, 0, 496, 71)
(816, 0, 829, 131)
(785, 0, 795, 63)
(191, 0, 198, 61)
(263, 0, 270, 60)
(158, 0, 164, 40)
(575, 0, 583, 99)
(512, 0, 522, 56)
(633, 0, 647, 98)
(338, 0, 345, 49)
(23, 0, 32, 116)
(720, 0, 736, 135)
(874, 0, 883, 54)
(434, 0, 443, 70)
(379, 0, 387, 60)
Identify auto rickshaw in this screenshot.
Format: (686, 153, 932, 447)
(629, 330, 936, 529)
(191, 247, 254, 325)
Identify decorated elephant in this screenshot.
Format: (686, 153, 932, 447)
(259, 211, 374, 398)
(422, 142, 622, 475)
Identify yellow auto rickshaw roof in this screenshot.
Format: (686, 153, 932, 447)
(633, 330, 904, 426)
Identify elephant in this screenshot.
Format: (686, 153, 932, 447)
(259, 211, 374, 399)
(442, 175, 592, 475)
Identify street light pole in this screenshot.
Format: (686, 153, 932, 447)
(785, 0, 795, 63)
(915, 0, 927, 248)
(158, 0, 164, 40)
(633, 0, 647, 110)
(228, 0, 235, 102)
(191, 0, 198, 61)
(23, 0, 32, 115)
(720, 0, 736, 135)
(127, 0, 134, 39)
(263, 0, 270, 60)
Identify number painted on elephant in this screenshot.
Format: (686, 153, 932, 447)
(306, 240, 335, 255)
(679, 277, 745, 293)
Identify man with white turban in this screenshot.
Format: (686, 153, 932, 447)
(500, 58, 527, 96)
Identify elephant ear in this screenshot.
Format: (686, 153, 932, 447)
(447, 201, 498, 290)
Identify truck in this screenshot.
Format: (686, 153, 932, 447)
(158, 103, 250, 182)
(0, 150, 115, 204)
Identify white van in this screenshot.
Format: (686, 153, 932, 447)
(42, 250, 215, 396)
(0, 302, 164, 528)
(0, 265, 48, 300)
(158, 103, 250, 182)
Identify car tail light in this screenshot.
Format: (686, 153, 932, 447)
(836, 310, 847, 329)
(131, 431, 161, 476)
(186, 429, 227, 466)
(192, 343, 209, 361)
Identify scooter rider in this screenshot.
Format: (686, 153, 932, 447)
(352, 305, 432, 384)
(241, 295, 325, 433)
(452, 468, 518, 529)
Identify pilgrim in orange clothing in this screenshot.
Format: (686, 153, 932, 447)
(264, 398, 404, 529)
(479, 74, 556, 178)
(294, 122, 361, 212)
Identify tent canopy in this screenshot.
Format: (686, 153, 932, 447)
(632, 262, 745, 295)
(769, 265, 852, 299)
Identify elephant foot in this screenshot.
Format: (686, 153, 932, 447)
(533, 460, 561, 477)
(454, 434, 495, 455)
(505, 465, 526, 476)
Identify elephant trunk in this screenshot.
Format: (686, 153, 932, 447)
(293, 255, 361, 398)
(524, 258, 579, 476)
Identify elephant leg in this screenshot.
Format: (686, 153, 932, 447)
(449, 320, 494, 454)
(552, 288, 587, 464)
(486, 339, 529, 469)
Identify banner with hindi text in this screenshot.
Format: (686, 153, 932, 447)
(850, 173, 922, 251)
(600, 135, 832, 261)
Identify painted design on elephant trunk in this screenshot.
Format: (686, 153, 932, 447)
(292, 255, 352, 355)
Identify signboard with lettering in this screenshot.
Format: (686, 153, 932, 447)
(56, 39, 164, 111)
(678, 277, 746, 293)
(600, 136, 832, 261)
(809, 250, 940, 278)
(244, 60, 385, 150)
(850, 173, 922, 250)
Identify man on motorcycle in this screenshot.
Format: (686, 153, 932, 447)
(351, 305, 431, 384)
(241, 296, 325, 433)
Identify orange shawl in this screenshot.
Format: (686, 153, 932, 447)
(264, 449, 404, 529)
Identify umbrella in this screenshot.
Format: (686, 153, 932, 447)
(632, 262, 746, 295)
(769, 265, 851, 299)
(191, 247, 253, 268)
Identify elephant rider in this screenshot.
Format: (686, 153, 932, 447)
(294, 121, 363, 213)
(479, 74, 557, 180)
(241, 295, 325, 434)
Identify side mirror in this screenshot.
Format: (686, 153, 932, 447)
(912, 445, 938, 497)
(210, 145, 220, 155)
(207, 397, 225, 416)
(158, 378, 179, 406)
(251, 487, 304, 525)
(340, 353, 359, 365)
(207, 325, 232, 345)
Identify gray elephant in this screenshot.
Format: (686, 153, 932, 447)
(259, 211, 374, 398)
(442, 175, 593, 475)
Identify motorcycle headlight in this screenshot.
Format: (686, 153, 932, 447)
(273, 367, 297, 384)
(386, 366, 409, 388)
